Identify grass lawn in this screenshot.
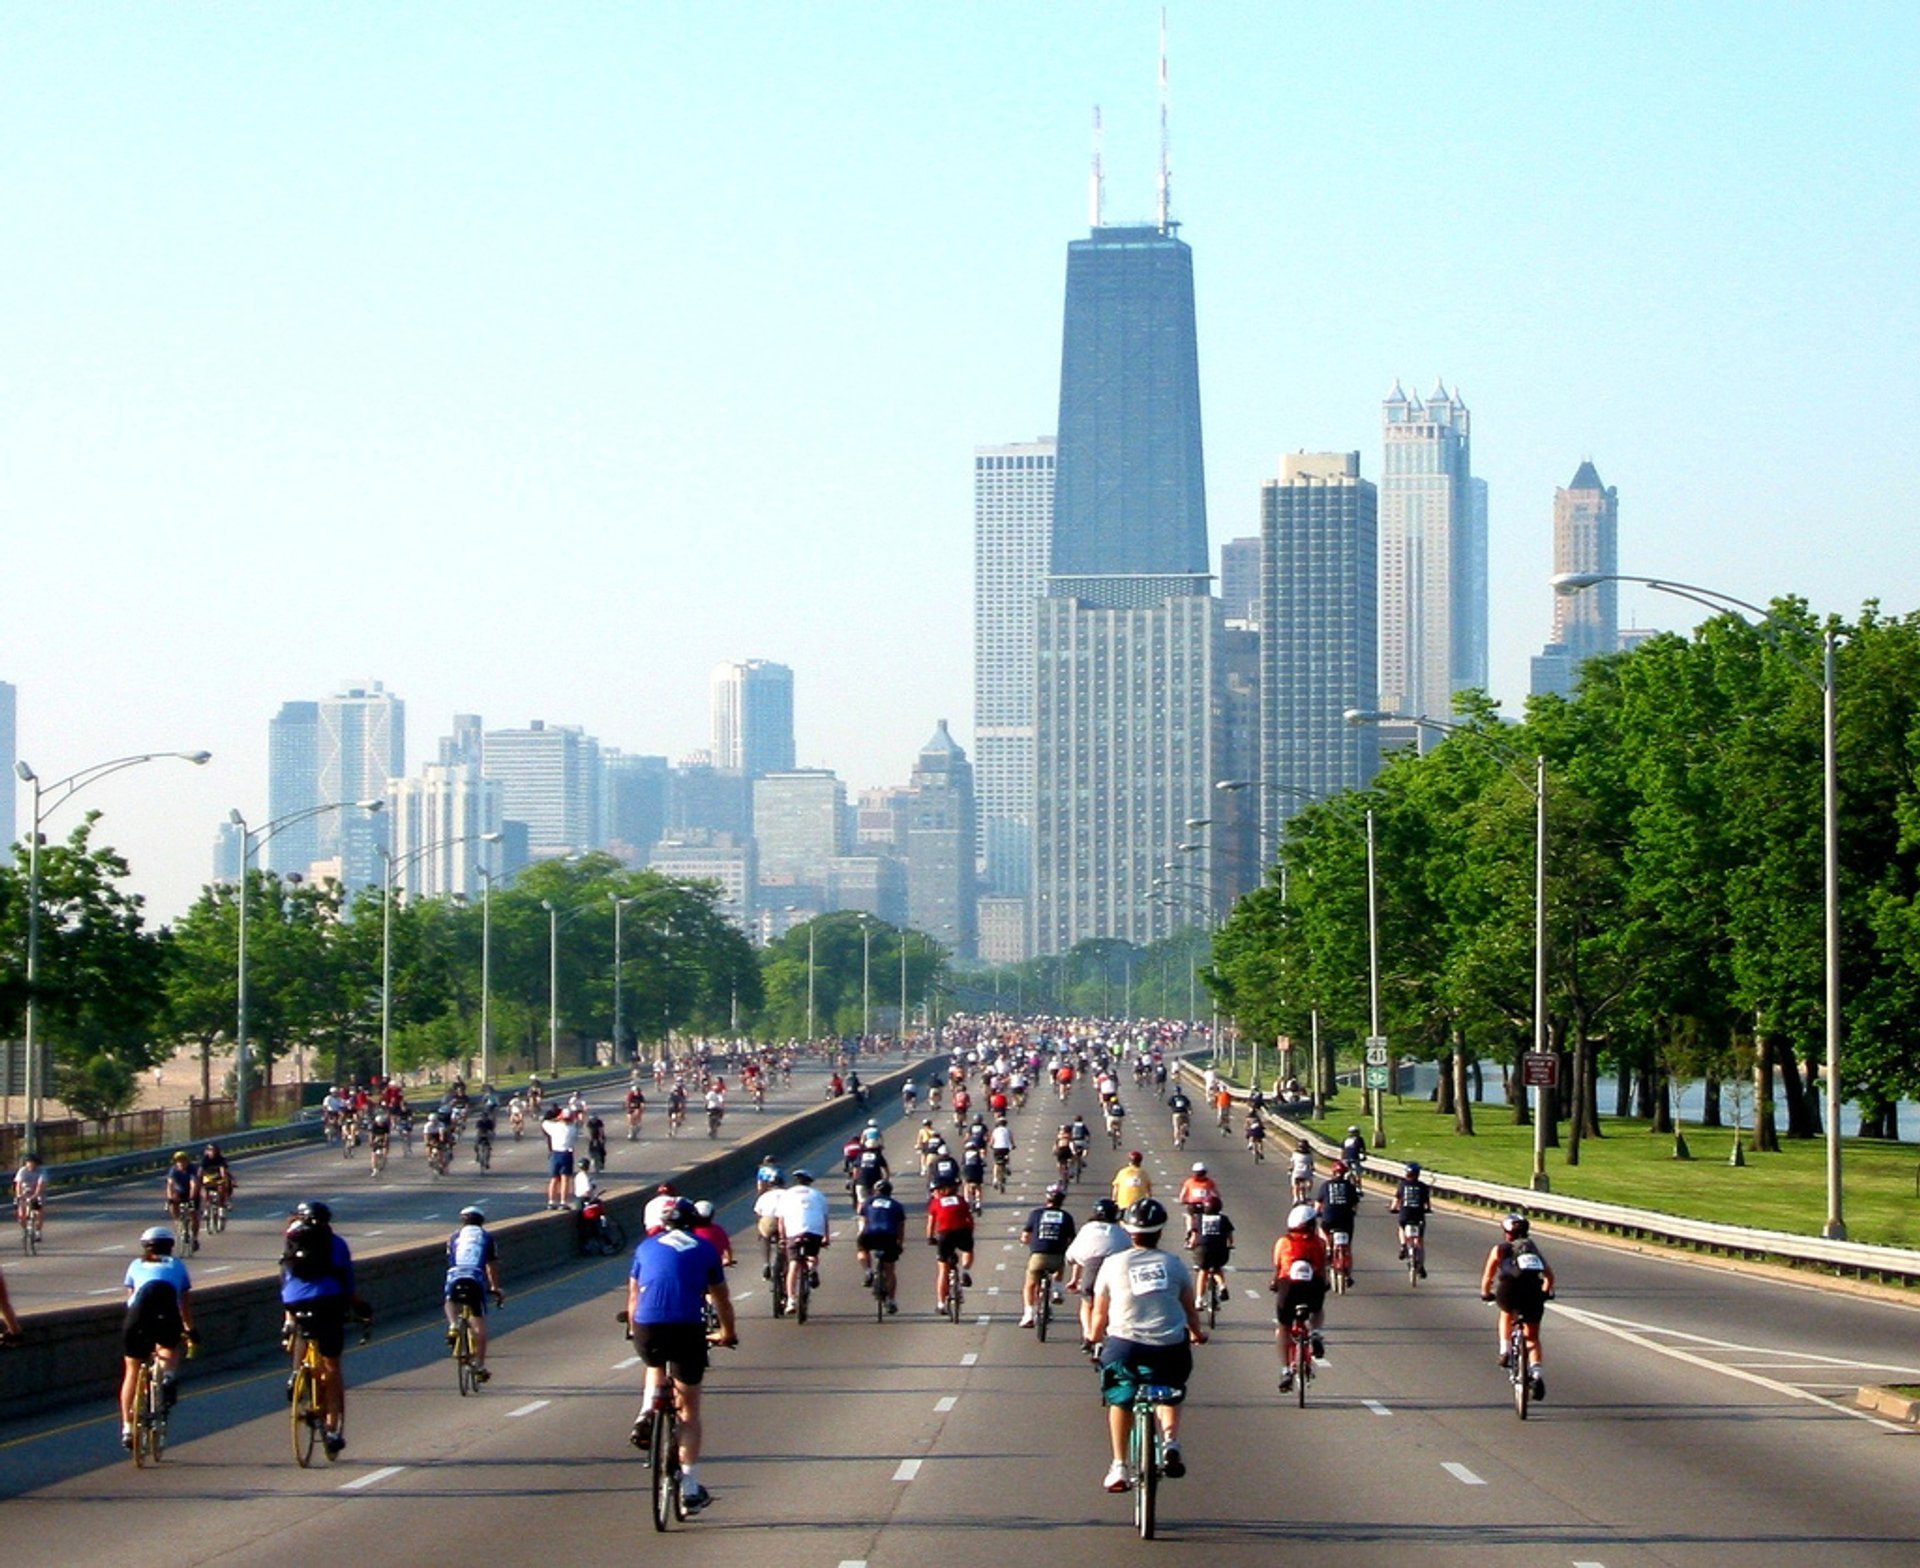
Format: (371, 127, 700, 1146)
(1289, 1089, 1920, 1251)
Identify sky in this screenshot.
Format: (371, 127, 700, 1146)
(3, 2, 1917, 923)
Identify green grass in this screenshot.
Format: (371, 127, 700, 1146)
(1290, 1091, 1920, 1250)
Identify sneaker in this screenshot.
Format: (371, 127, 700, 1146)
(1278, 1370, 1294, 1392)
(472, 1366, 490, 1383)
(808, 1269, 820, 1290)
(1161, 1442, 1185, 1479)
(446, 1326, 459, 1347)
(1530, 1371, 1546, 1402)
(960, 1270, 973, 1287)
(863, 1270, 875, 1288)
(630, 1417, 651, 1451)
(1018, 1310, 1036, 1327)
(1417, 1265, 1428, 1279)
(885, 1299, 898, 1315)
(681, 1481, 712, 1513)
(1310, 1333, 1326, 1359)
(161, 1377, 179, 1410)
(935, 1297, 948, 1313)
(1103, 1460, 1132, 1493)
(1052, 1289, 1065, 1305)
(1498, 1351, 1512, 1369)
(323, 1433, 346, 1460)
(763, 1264, 773, 1281)
(1397, 1243, 1408, 1260)
(121, 1425, 134, 1449)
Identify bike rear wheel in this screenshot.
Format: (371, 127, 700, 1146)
(290, 1363, 320, 1468)
(1131, 1405, 1158, 1538)
(649, 1408, 679, 1530)
(1512, 1333, 1531, 1420)
(455, 1317, 476, 1395)
(948, 1284, 963, 1324)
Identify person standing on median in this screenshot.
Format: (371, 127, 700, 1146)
(542, 1106, 581, 1210)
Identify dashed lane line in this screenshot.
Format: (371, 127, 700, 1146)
(507, 1399, 551, 1418)
(1442, 1462, 1486, 1486)
(934, 1396, 957, 1412)
(892, 1459, 923, 1481)
(1362, 1399, 1392, 1416)
(961, 1352, 978, 1367)
(613, 1356, 642, 1370)
(340, 1464, 407, 1491)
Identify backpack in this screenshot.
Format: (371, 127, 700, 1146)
(284, 1220, 335, 1283)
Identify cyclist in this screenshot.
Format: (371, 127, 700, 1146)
(1068, 1115, 1092, 1176)
(691, 1200, 735, 1266)
(1213, 1084, 1233, 1133)
(1316, 1160, 1361, 1285)
(1019, 1183, 1077, 1327)
(1065, 1197, 1129, 1351)
(1103, 1098, 1127, 1146)
(988, 1116, 1015, 1186)
(774, 1169, 830, 1312)
(925, 1175, 975, 1315)
(914, 1118, 941, 1177)
(666, 1081, 688, 1134)
(1390, 1161, 1432, 1279)
(13, 1154, 47, 1245)
(1176, 1163, 1220, 1247)
(927, 1141, 962, 1193)
(625, 1081, 647, 1140)
(423, 1109, 454, 1172)
(1287, 1138, 1314, 1200)
(1479, 1213, 1555, 1400)
(585, 1112, 607, 1170)
(199, 1143, 235, 1218)
(162, 1151, 202, 1252)
(1189, 1194, 1235, 1314)
(960, 1141, 987, 1215)
(119, 1225, 196, 1447)
(1246, 1112, 1268, 1160)
(1111, 1150, 1152, 1211)
(366, 1104, 393, 1172)
(1167, 1087, 1192, 1147)
(901, 1079, 918, 1114)
(443, 1205, 505, 1382)
(852, 1135, 890, 1210)
(1272, 1202, 1330, 1392)
(1089, 1198, 1206, 1493)
(1340, 1124, 1368, 1189)
(1052, 1123, 1077, 1184)
(704, 1083, 726, 1136)
(279, 1200, 360, 1459)
(627, 1197, 738, 1515)
(857, 1178, 907, 1313)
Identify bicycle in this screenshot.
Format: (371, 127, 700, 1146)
(474, 1131, 492, 1171)
(205, 1183, 231, 1234)
(946, 1265, 965, 1324)
(450, 1295, 498, 1394)
(368, 1135, 389, 1179)
(18, 1201, 42, 1255)
(1400, 1221, 1426, 1286)
(1171, 1114, 1189, 1150)
(789, 1253, 813, 1324)
(871, 1256, 895, 1322)
(1329, 1230, 1353, 1295)
(992, 1152, 1009, 1193)
(287, 1317, 328, 1467)
(169, 1201, 198, 1256)
(1247, 1130, 1266, 1164)
(1033, 1263, 1060, 1341)
(1502, 1307, 1534, 1419)
(1124, 1377, 1186, 1538)
(1200, 1270, 1223, 1329)
(1281, 1303, 1316, 1407)
(128, 1343, 176, 1467)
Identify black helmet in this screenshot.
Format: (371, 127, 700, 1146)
(1123, 1197, 1168, 1236)
(1091, 1198, 1120, 1223)
(663, 1198, 697, 1230)
(294, 1200, 333, 1226)
(1503, 1212, 1530, 1238)
(875, 1179, 893, 1196)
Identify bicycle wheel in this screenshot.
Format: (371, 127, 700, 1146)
(948, 1284, 962, 1325)
(1295, 1330, 1311, 1408)
(649, 1409, 678, 1531)
(21, 1219, 35, 1256)
(1206, 1279, 1219, 1330)
(1132, 1406, 1157, 1539)
(1512, 1337, 1531, 1420)
(455, 1317, 476, 1396)
(290, 1364, 319, 1468)
(129, 1363, 153, 1468)
(795, 1275, 809, 1324)
(875, 1280, 887, 1323)
(1036, 1288, 1051, 1342)
(147, 1369, 168, 1463)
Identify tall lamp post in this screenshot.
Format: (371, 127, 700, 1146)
(611, 894, 636, 1065)
(230, 798, 382, 1128)
(477, 863, 500, 1088)
(380, 830, 502, 1083)
(1348, 708, 1548, 1187)
(1556, 569, 1847, 1238)
(859, 915, 875, 1045)
(14, 749, 211, 1157)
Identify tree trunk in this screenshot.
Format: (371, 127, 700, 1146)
(1435, 1055, 1452, 1112)
(1702, 1074, 1723, 1128)
(1633, 1061, 1656, 1119)
(1567, 1030, 1587, 1167)
(1776, 1044, 1813, 1139)
(1615, 1064, 1632, 1118)
(1471, 1057, 1484, 1102)
(1650, 1065, 1674, 1134)
(1753, 1033, 1781, 1153)
(1452, 1031, 1475, 1135)
(1509, 1063, 1531, 1126)
(1802, 1055, 1823, 1136)
(200, 1039, 212, 1103)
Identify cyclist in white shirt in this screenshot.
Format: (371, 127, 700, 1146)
(774, 1170, 831, 1308)
(443, 1206, 505, 1380)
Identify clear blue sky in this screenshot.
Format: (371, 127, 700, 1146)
(3, 2, 1915, 920)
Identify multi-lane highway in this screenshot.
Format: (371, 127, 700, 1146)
(5, 1069, 1920, 1566)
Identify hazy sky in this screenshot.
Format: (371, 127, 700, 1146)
(4, 2, 1916, 921)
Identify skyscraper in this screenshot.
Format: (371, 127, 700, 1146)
(972, 438, 1054, 900)
(483, 720, 601, 859)
(387, 762, 505, 898)
(1260, 452, 1381, 845)
(1031, 197, 1218, 954)
(711, 660, 795, 780)
(1378, 382, 1484, 724)
(318, 683, 404, 889)
(906, 720, 978, 960)
(1219, 537, 1261, 626)
(266, 701, 321, 876)
(752, 769, 846, 904)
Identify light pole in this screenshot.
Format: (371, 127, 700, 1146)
(859, 916, 875, 1044)
(899, 926, 910, 1051)
(230, 798, 381, 1127)
(381, 830, 501, 1083)
(478, 864, 498, 1087)
(14, 749, 210, 1157)
(1348, 708, 1548, 1186)
(1365, 808, 1384, 1149)
(611, 893, 636, 1065)
(541, 899, 560, 1076)
(1556, 570, 1847, 1237)
(807, 919, 818, 1045)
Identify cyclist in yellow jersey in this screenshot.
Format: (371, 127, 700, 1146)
(1111, 1151, 1152, 1210)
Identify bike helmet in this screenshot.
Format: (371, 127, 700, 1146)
(1190, 1162, 1207, 1174)
(293, 1200, 333, 1226)
(1122, 1197, 1168, 1236)
(694, 1200, 715, 1220)
(1287, 1203, 1318, 1231)
(790, 1169, 814, 1186)
(203, 1142, 222, 1156)
(1503, 1212, 1530, 1238)
(172, 1150, 190, 1163)
(1128, 1150, 1144, 1164)
(875, 1179, 893, 1196)
(1405, 1162, 1421, 1176)
(459, 1206, 485, 1224)
(1330, 1160, 1347, 1176)
(140, 1225, 174, 1250)
(1091, 1198, 1120, 1223)
(1201, 1193, 1222, 1213)
(663, 1198, 697, 1229)
(1045, 1182, 1067, 1201)
(1346, 1125, 1360, 1135)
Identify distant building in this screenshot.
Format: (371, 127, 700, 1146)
(855, 785, 913, 852)
(211, 818, 244, 885)
(906, 720, 978, 959)
(266, 700, 322, 876)
(828, 854, 907, 924)
(976, 894, 1028, 965)
(319, 683, 404, 889)
(1260, 451, 1380, 844)
(711, 660, 796, 779)
(753, 769, 846, 903)
(1379, 383, 1483, 724)
(668, 761, 751, 841)
(387, 762, 506, 898)
(649, 832, 755, 930)
(1215, 622, 1262, 908)
(1532, 460, 1621, 698)
(602, 752, 669, 864)
(483, 720, 601, 859)
(1219, 536, 1261, 627)
(973, 438, 1055, 897)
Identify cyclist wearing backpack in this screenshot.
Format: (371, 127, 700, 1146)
(280, 1200, 362, 1459)
(1479, 1213, 1555, 1401)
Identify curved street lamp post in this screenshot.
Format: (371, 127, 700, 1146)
(380, 830, 502, 1083)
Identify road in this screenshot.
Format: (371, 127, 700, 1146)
(5, 1071, 1920, 1566)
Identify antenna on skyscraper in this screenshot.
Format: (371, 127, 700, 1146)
(1090, 105, 1105, 228)
(1157, 7, 1172, 234)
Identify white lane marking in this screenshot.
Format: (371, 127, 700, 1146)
(840, 1561, 869, 1568)
(1243, 1290, 1261, 1299)
(1363, 1399, 1392, 1416)
(614, 1356, 642, 1370)
(1555, 1302, 1919, 1433)
(363, 1229, 386, 1237)
(977, 1314, 991, 1324)
(1442, 1462, 1486, 1485)
(988, 1287, 1001, 1296)
(734, 1291, 754, 1302)
(934, 1395, 957, 1412)
(506, 1399, 551, 1418)
(1573, 1562, 1606, 1567)
(961, 1352, 978, 1366)
(892, 1459, 922, 1481)
(87, 1286, 121, 1296)
(340, 1464, 407, 1491)
(95, 1244, 126, 1254)
(995, 1262, 1007, 1271)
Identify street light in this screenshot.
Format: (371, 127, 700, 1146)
(611, 893, 637, 1065)
(477, 863, 500, 1087)
(1348, 708, 1547, 1186)
(859, 915, 876, 1044)
(14, 749, 211, 1157)
(381, 830, 502, 1082)
(230, 798, 382, 1128)
(1556, 569, 1847, 1238)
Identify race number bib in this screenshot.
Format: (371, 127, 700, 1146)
(1330, 1231, 1350, 1247)
(1288, 1260, 1316, 1282)
(1127, 1257, 1170, 1296)
(1516, 1252, 1546, 1272)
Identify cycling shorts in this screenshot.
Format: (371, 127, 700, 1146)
(1098, 1337, 1192, 1407)
(935, 1229, 974, 1262)
(1191, 1242, 1232, 1272)
(635, 1321, 709, 1384)
(1494, 1276, 1548, 1323)
(784, 1232, 825, 1260)
(858, 1232, 903, 1262)
(445, 1276, 489, 1315)
(1397, 1213, 1429, 1234)
(1026, 1251, 1067, 1280)
(122, 1302, 185, 1361)
(1276, 1279, 1327, 1322)
(290, 1297, 350, 1359)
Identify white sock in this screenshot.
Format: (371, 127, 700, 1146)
(681, 1464, 698, 1486)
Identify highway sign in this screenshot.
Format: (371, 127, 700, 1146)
(1364, 1038, 1389, 1069)
(1364, 1066, 1390, 1090)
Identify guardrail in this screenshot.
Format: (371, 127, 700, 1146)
(1175, 1063, 1920, 1288)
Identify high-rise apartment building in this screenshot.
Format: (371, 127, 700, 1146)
(1379, 383, 1484, 724)
(649, 832, 755, 930)
(387, 762, 505, 898)
(1532, 461, 1621, 700)
(1219, 537, 1261, 627)
(905, 720, 977, 960)
(972, 439, 1054, 899)
(1031, 210, 1218, 954)
(0, 680, 16, 847)
(265, 701, 321, 876)
(1260, 452, 1381, 846)
(752, 769, 846, 901)
(602, 752, 669, 863)
(711, 660, 795, 779)
(483, 720, 601, 859)
(318, 683, 404, 889)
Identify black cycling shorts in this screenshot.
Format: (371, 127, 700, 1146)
(289, 1296, 350, 1358)
(857, 1233, 903, 1262)
(1277, 1280, 1327, 1322)
(122, 1306, 184, 1361)
(635, 1321, 709, 1385)
(445, 1277, 488, 1315)
(1495, 1276, 1548, 1324)
(935, 1228, 974, 1262)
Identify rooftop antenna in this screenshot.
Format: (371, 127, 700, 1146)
(1090, 105, 1105, 228)
(1157, 7, 1172, 234)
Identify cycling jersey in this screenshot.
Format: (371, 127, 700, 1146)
(860, 1195, 907, 1240)
(1024, 1205, 1077, 1255)
(1191, 1211, 1235, 1265)
(927, 1190, 973, 1234)
(1393, 1179, 1432, 1220)
(445, 1223, 497, 1287)
(631, 1230, 724, 1326)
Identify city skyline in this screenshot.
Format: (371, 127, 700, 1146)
(4, 5, 1914, 920)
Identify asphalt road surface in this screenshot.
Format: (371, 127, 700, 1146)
(5, 1073, 1919, 1566)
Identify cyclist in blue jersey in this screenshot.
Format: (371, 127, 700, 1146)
(120, 1225, 196, 1447)
(857, 1179, 907, 1312)
(280, 1200, 360, 1458)
(443, 1206, 505, 1381)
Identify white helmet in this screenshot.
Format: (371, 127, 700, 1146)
(1287, 1203, 1318, 1231)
